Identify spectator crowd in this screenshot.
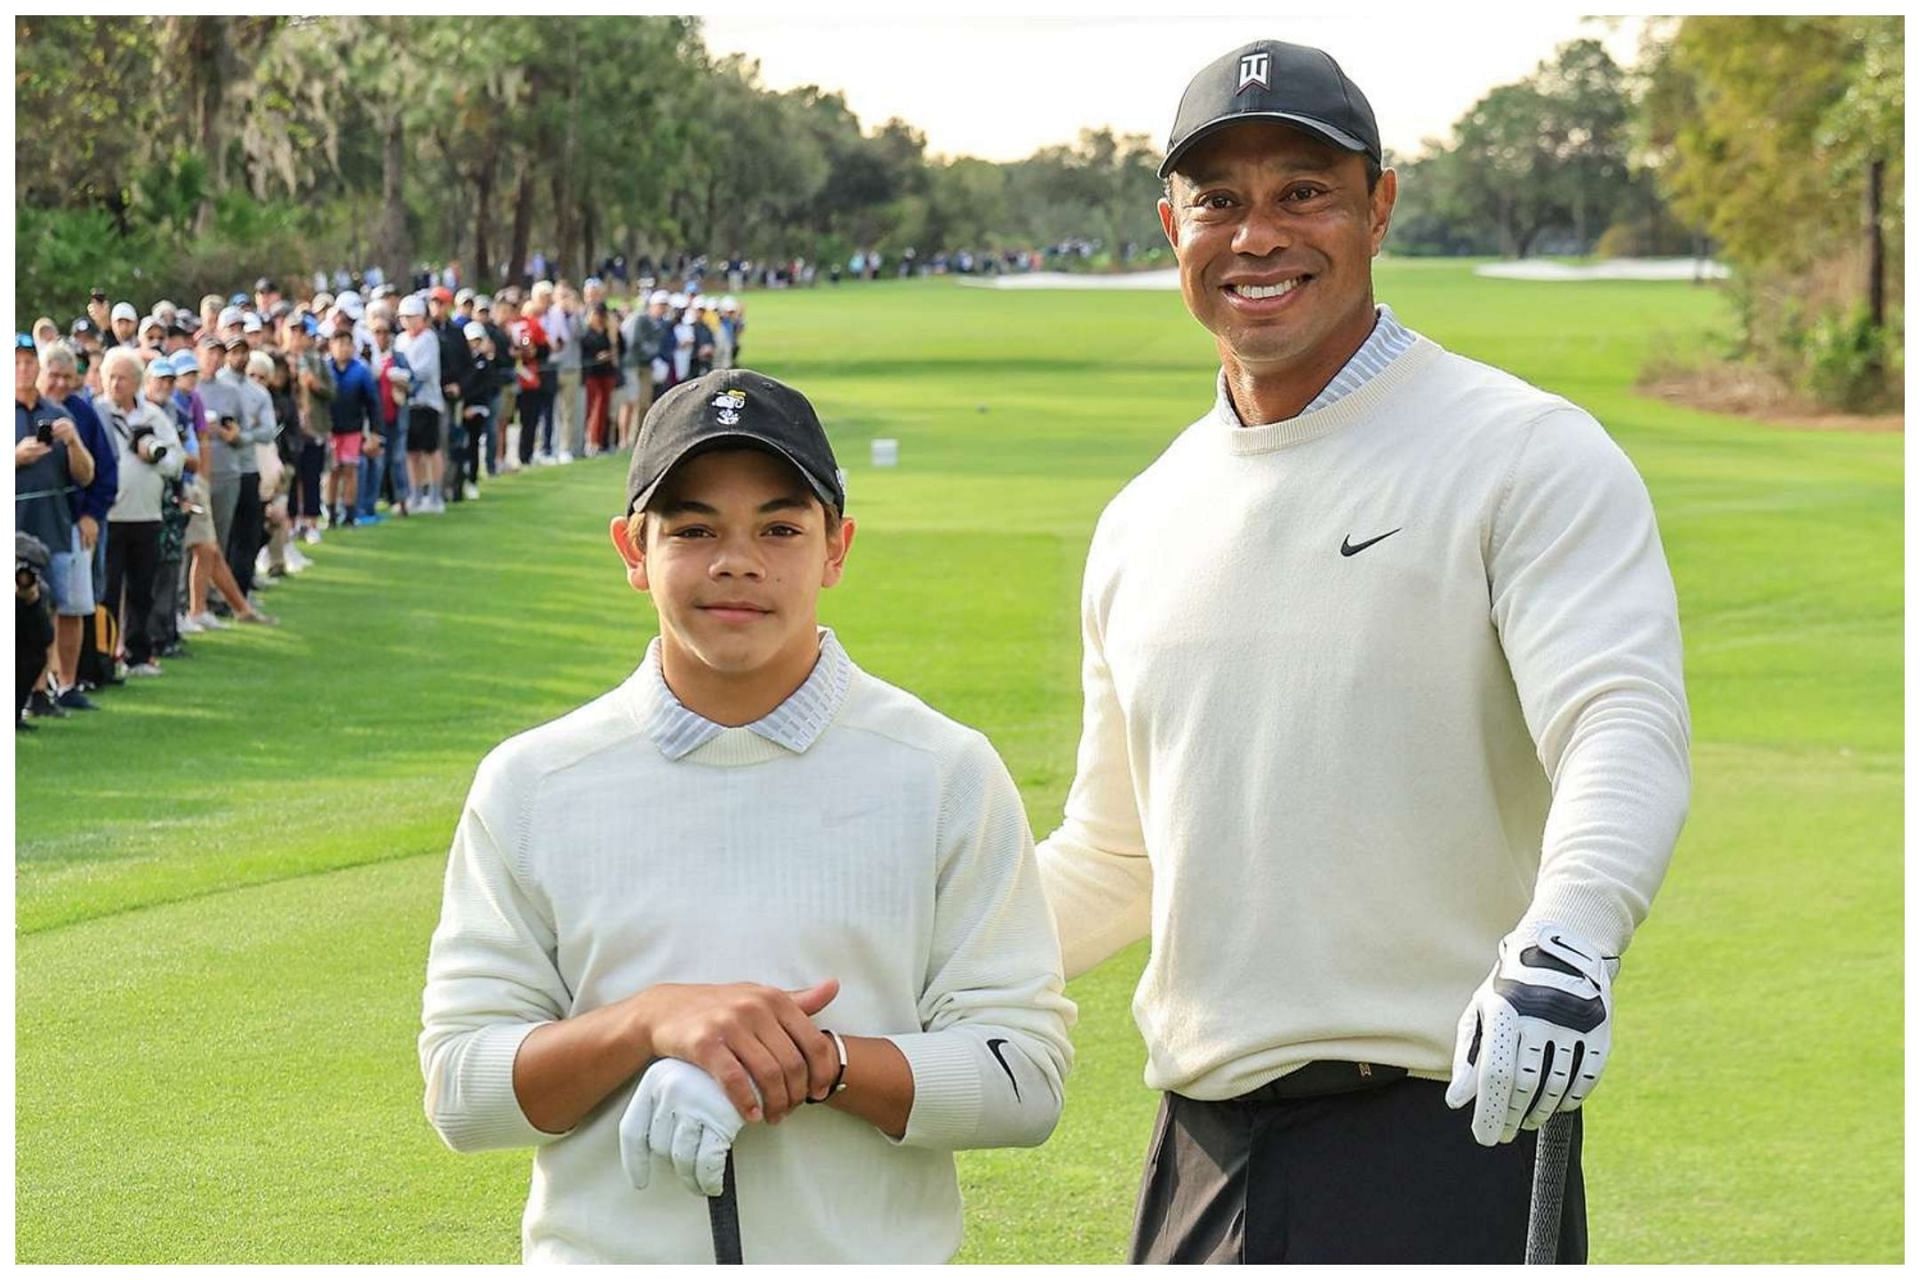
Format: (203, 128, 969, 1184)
(16, 270, 750, 730)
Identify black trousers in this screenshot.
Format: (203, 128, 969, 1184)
(18, 592, 53, 714)
(293, 439, 326, 521)
(104, 520, 162, 666)
(1130, 1078, 1586, 1264)
(519, 379, 554, 463)
(227, 476, 265, 596)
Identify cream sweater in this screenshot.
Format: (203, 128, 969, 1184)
(420, 654, 1074, 1263)
(1036, 336, 1690, 1101)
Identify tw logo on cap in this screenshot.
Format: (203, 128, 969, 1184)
(711, 388, 746, 425)
(1237, 51, 1270, 93)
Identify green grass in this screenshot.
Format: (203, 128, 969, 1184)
(15, 265, 1902, 1262)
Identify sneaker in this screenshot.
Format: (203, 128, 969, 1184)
(252, 574, 276, 590)
(256, 549, 273, 575)
(536, 452, 556, 467)
(462, 482, 480, 501)
(126, 662, 164, 677)
(285, 548, 311, 574)
(239, 608, 278, 626)
(556, 450, 575, 465)
(55, 686, 100, 710)
(157, 641, 190, 659)
(301, 527, 323, 546)
(17, 716, 36, 732)
(113, 659, 130, 681)
(191, 611, 229, 631)
(26, 689, 69, 718)
(178, 613, 205, 635)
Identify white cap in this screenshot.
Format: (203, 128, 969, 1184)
(396, 294, 427, 319)
(720, 296, 740, 311)
(242, 315, 263, 333)
(668, 293, 687, 308)
(218, 306, 244, 329)
(463, 321, 487, 341)
(648, 290, 670, 305)
(111, 301, 138, 323)
(337, 290, 363, 308)
(139, 314, 167, 333)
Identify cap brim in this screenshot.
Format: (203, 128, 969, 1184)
(628, 431, 840, 518)
(1159, 112, 1371, 180)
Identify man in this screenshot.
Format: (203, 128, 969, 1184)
(619, 290, 670, 450)
(215, 336, 278, 604)
(545, 282, 582, 464)
(1034, 39, 1690, 1264)
(108, 302, 139, 350)
(396, 294, 446, 513)
(323, 327, 382, 529)
(429, 286, 475, 503)
(86, 289, 114, 344)
(360, 308, 412, 523)
(15, 336, 98, 718)
(474, 295, 514, 477)
(38, 342, 117, 701)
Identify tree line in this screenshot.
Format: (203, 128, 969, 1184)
(14, 16, 1901, 408)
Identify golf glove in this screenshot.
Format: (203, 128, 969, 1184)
(1445, 921, 1615, 1147)
(619, 1058, 756, 1198)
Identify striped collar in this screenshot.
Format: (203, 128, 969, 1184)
(639, 627, 851, 761)
(1215, 303, 1415, 427)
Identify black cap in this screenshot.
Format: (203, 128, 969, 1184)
(89, 286, 108, 301)
(1160, 39, 1380, 180)
(70, 317, 98, 337)
(255, 276, 275, 293)
(625, 369, 844, 518)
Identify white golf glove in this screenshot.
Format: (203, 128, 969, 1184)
(619, 1058, 755, 1197)
(1445, 921, 1615, 1147)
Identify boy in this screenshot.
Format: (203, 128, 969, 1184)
(420, 369, 1074, 1264)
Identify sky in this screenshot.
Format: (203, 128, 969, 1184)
(699, 14, 1652, 164)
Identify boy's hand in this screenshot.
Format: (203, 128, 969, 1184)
(620, 1058, 755, 1196)
(627, 979, 840, 1124)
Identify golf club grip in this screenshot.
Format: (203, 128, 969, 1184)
(1525, 1112, 1574, 1264)
(708, 1149, 743, 1265)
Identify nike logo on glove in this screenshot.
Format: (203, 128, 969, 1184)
(986, 1038, 1021, 1100)
(1340, 528, 1402, 557)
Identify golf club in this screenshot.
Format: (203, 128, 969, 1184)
(1524, 1111, 1574, 1264)
(708, 1149, 742, 1265)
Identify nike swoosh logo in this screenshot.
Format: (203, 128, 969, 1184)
(1340, 528, 1402, 557)
(986, 1038, 1021, 1101)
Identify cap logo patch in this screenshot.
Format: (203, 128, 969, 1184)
(712, 388, 746, 426)
(1237, 51, 1270, 93)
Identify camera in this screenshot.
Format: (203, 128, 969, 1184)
(129, 424, 168, 464)
(34, 421, 52, 446)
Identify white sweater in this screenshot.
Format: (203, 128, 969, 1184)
(419, 649, 1075, 1264)
(1036, 335, 1690, 1102)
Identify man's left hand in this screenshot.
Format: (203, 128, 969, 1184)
(1445, 922, 1613, 1146)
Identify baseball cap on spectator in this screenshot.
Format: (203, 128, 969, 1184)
(89, 287, 109, 302)
(198, 332, 223, 349)
(270, 300, 293, 319)
(720, 296, 740, 312)
(462, 321, 487, 341)
(146, 355, 176, 381)
(218, 306, 245, 329)
(111, 302, 138, 323)
(584, 276, 603, 289)
(301, 315, 320, 337)
(396, 295, 427, 319)
(313, 290, 336, 311)
(254, 276, 275, 293)
(242, 315, 263, 334)
(473, 294, 493, 313)
(70, 317, 98, 338)
(139, 315, 167, 336)
(16, 333, 38, 351)
(173, 315, 200, 336)
(648, 290, 671, 305)
(668, 293, 687, 308)
(429, 286, 453, 305)
(455, 288, 475, 307)
(223, 335, 248, 352)
(229, 292, 248, 306)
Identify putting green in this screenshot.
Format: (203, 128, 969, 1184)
(16, 265, 1901, 1261)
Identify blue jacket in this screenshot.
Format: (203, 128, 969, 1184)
(63, 393, 118, 525)
(326, 357, 383, 437)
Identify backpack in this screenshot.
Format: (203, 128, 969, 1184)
(78, 604, 122, 687)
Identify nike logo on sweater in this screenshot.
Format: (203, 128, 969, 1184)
(1340, 528, 1402, 557)
(986, 1039, 1021, 1100)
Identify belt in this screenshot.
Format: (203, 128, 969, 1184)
(1229, 1060, 1410, 1104)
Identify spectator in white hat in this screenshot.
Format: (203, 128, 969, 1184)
(109, 302, 139, 349)
(395, 293, 446, 512)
